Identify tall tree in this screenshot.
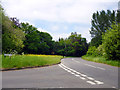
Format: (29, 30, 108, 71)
(57, 32, 88, 57)
(21, 22, 53, 54)
(2, 6, 25, 53)
(90, 10, 117, 47)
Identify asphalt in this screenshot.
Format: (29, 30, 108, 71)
(2, 58, 119, 89)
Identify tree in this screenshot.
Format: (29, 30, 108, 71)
(90, 10, 117, 47)
(57, 32, 88, 57)
(21, 22, 53, 54)
(2, 6, 25, 53)
(102, 23, 120, 60)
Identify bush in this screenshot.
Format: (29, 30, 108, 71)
(102, 23, 120, 60)
(86, 45, 104, 57)
(86, 46, 97, 56)
(96, 44, 104, 56)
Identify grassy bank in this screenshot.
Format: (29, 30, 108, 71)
(2, 54, 63, 69)
(82, 55, 120, 67)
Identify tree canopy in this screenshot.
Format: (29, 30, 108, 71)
(90, 10, 117, 47)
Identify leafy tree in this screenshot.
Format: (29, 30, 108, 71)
(102, 23, 120, 60)
(10, 17, 21, 28)
(2, 6, 25, 53)
(90, 10, 117, 47)
(57, 32, 88, 57)
(21, 23, 53, 54)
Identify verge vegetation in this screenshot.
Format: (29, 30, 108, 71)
(82, 55, 119, 67)
(2, 55, 62, 69)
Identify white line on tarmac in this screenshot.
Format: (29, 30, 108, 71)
(85, 64, 105, 70)
(59, 63, 104, 85)
(94, 80, 104, 85)
(85, 64, 97, 68)
(72, 59, 105, 71)
(96, 67, 105, 70)
(87, 81, 96, 85)
(80, 77, 86, 80)
(74, 61, 80, 63)
(87, 77, 94, 80)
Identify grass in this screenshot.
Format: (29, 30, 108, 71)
(82, 55, 120, 67)
(2, 54, 63, 69)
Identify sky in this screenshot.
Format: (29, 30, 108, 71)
(1, 0, 119, 42)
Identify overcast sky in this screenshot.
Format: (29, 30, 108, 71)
(1, 0, 119, 42)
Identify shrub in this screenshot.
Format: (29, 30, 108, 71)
(96, 44, 104, 56)
(102, 23, 120, 60)
(86, 46, 97, 56)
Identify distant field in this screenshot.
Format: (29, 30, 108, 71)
(82, 55, 120, 67)
(2, 54, 63, 69)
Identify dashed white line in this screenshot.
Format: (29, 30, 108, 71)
(80, 77, 86, 80)
(75, 75, 80, 77)
(94, 80, 104, 85)
(74, 61, 80, 63)
(59, 63, 104, 85)
(85, 64, 97, 68)
(72, 58, 105, 71)
(87, 81, 96, 85)
(84, 63, 105, 70)
(81, 74, 87, 77)
(96, 67, 105, 70)
(87, 77, 94, 80)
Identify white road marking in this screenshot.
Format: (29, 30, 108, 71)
(74, 61, 80, 63)
(94, 80, 104, 85)
(72, 59, 105, 71)
(59, 63, 104, 85)
(67, 70, 71, 73)
(87, 81, 96, 85)
(97, 67, 105, 70)
(80, 77, 86, 80)
(75, 75, 80, 77)
(75, 72, 81, 74)
(85, 64, 105, 70)
(87, 77, 94, 80)
(112, 86, 116, 88)
(81, 74, 87, 77)
(71, 72, 75, 75)
(85, 64, 97, 68)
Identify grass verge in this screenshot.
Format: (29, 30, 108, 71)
(82, 55, 120, 67)
(2, 54, 63, 69)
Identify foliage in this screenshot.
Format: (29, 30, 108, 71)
(2, 55, 62, 69)
(56, 32, 88, 57)
(21, 23, 53, 54)
(86, 46, 97, 56)
(82, 55, 119, 67)
(2, 7, 25, 53)
(102, 23, 120, 60)
(86, 44, 104, 57)
(90, 10, 117, 47)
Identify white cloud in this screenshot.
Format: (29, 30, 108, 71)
(38, 27, 70, 41)
(1, 0, 118, 42)
(1, 0, 118, 23)
(38, 28, 50, 33)
(51, 26, 59, 31)
(51, 33, 71, 41)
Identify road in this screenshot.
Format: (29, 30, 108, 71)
(2, 58, 119, 89)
